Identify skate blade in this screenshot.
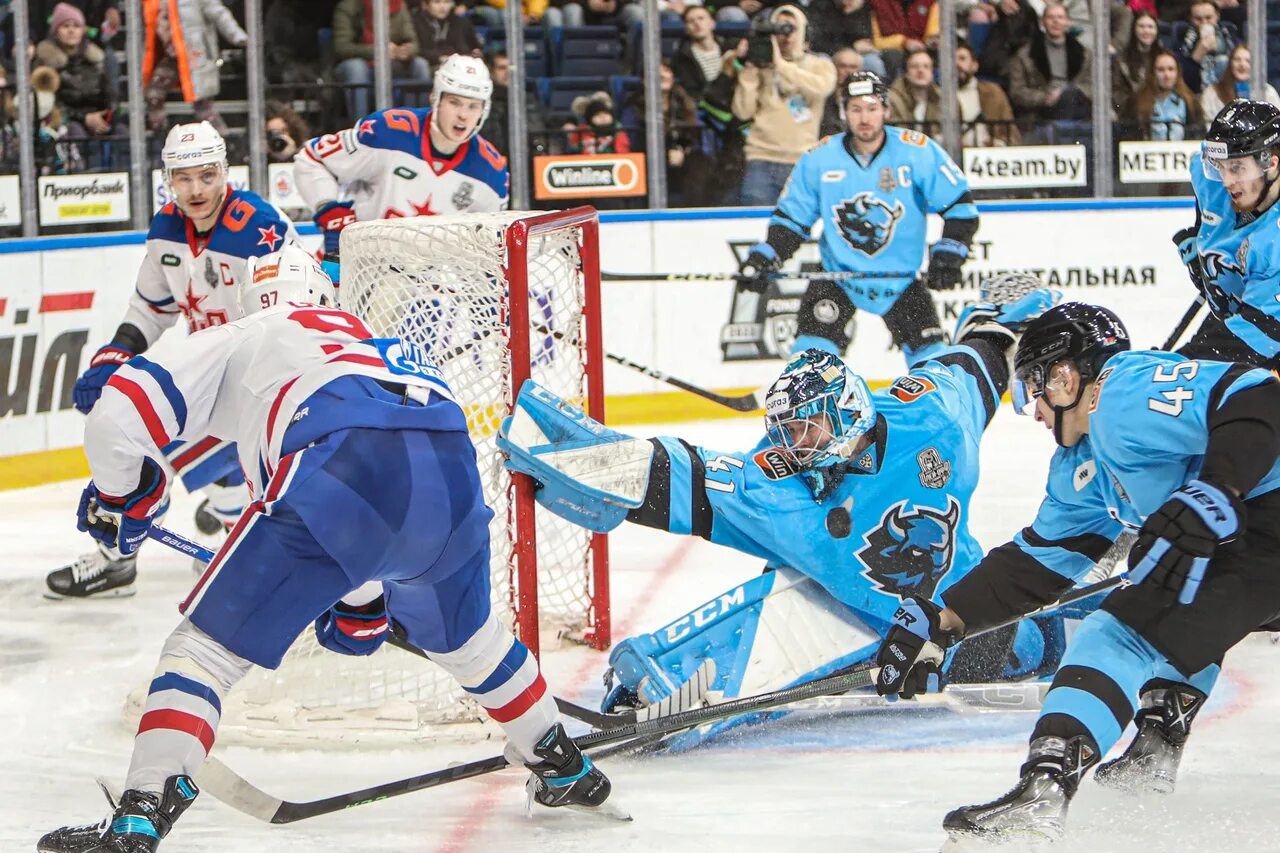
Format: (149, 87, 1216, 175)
(941, 829, 1056, 851)
(42, 585, 137, 601)
(524, 790, 632, 822)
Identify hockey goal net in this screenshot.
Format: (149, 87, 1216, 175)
(130, 208, 609, 743)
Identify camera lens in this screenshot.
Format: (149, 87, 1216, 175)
(267, 131, 288, 153)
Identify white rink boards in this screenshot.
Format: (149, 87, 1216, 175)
(2, 412, 1280, 852)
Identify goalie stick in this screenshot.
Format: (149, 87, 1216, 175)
(191, 571, 1129, 823)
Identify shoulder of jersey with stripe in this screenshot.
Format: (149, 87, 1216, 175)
(353, 107, 432, 157)
(206, 189, 292, 258)
(147, 202, 188, 243)
(455, 133, 509, 195)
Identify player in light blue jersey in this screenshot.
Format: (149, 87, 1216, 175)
(498, 276, 1062, 727)
(1174, 99, 1280, 365)
(738, 71, 979, 366)
(872, 303, 1280, 844)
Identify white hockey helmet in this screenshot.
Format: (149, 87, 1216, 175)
(240, 245, 336, 315)
(161, 121, 228, 180)
(431, 55, 493, 138)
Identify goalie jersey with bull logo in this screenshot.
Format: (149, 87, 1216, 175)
(770, 127, 976, 314)
(642, 343, 998, 627)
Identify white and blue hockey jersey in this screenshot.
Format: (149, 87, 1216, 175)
(771, 128, 977, 314)
(1188, 151, 1280, 360)
(294, 107, 509, 220)
(125, 189, 300, 344)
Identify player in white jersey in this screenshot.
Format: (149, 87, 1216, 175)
(37, 248, 616, 853)
(293, 55, 509, 275)
(45, 121, 301, 601)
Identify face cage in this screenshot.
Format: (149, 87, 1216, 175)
(764, 377, 875, 469)
(1201, 146, 1270, 183)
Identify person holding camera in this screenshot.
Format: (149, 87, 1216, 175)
(264, 99, 310, 163)
(738, 71, 979, 367)
(729, 5, 836, 206)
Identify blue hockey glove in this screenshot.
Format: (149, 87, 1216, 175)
(73, 343, 136, 414)
(313, 200, 357, 259)
(874, 596, 957, 699)
(76, 459, 167, 557)
(737, 242, 780, 293)
(1129, 479, 1244, 605)
(926, 239, 968, 291)
(314, 596, 390, 656)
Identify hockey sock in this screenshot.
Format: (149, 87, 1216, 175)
(126, 621, 252, 794)
(201, 479, 248, 529)
(426, 612, 558, 763)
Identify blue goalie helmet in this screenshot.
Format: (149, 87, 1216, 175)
(764, 349, 876, 470)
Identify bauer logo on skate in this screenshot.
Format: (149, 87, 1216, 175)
(533, 153, 647, 200)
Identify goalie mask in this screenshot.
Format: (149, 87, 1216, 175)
(241, 245, 336, 315)
(764, 349, 876, 473)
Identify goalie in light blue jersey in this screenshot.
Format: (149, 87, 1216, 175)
(498, 276, 1067, 726)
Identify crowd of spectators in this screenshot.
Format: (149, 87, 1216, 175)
(0, 0, 1276, 206)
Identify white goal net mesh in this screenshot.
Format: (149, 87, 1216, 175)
(127, 211, 604, 744)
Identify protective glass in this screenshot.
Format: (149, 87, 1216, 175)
(1010, 362, 1045, 417)
(1201, 140, 1268, 183)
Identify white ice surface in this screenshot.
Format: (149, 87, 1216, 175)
(2, 410, 1279, 852)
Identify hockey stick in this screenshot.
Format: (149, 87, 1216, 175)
(194, 572, 1129, 824)
(601, 270, 916, 283)
(1160, 295, 1204, 352)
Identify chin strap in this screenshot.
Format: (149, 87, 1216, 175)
(1239, 164, 1280, 227)
(1050, 381, 1090, 447)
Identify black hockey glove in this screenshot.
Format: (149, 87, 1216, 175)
(926, 239, 967, 291)
(1172, 225, 1206, 298)
(874, 596, 958, 699)
(737, 242, 781, 293)
(1128, 479, 1245, 605)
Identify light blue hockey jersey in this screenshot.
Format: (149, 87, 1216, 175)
(652, 344, 998, 633)
(1010, 349, 1280, 585)
(770, 128, 977, 315)
(1188, 151, 1280, 359)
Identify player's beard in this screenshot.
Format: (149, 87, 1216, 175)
(181, 185, 228, 229)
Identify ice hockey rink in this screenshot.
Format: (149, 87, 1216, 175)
(4, 410, 1280, 853)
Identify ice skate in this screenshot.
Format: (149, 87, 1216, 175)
(37, 775, 198, 853)
(523, 723, 629, 821)
(44, 547, 137, 600)
(1095, 685, 1206, 795)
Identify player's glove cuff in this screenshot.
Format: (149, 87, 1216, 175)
(927, 241, 967, 291)
(874, 596, 957, 699)
(738, 243, 780, 293)
(314, 596, 391, 656)
(314, 201, 357, 256)
(1128, 478, 1244, 605)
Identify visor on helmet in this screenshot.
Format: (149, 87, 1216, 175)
(1202, 139, 1271, 183)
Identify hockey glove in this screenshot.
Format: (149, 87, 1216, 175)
(313, 200, 357, 259)
(874, 596, 957, 699)
(76, 459, 168, 557)
(73, 343, 136, 414)
(1129, 479, 1244, 605)
(314, 596, 390, 656)
(737, 242, 780, 293)
(926, 239, 968, 291)
(1172, 225, 1206, 298)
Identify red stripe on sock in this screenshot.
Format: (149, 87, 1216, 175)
(484, 674, 548, 723)
(137, 709, 216, 754)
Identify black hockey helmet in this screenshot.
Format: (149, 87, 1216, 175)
(840, 71, 889, 107)
(1202, 99, 1280, 181)
(1011, 303, 1129, 434)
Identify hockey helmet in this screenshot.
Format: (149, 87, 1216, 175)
(241, 245, 336, 316)
(1011, 302, 1129, 419)
(431, 55, 493, 138)
(1201, 99, 1280, 183)
(161, 121, 227, 181)
(840, 71, 889, 108)
(764, 349, 876, 471)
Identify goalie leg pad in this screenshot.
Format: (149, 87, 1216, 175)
(498, 380, 653, 533)
(604, 568, 882, 712)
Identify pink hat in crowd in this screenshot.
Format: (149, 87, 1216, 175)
(51, 3, 87, 33)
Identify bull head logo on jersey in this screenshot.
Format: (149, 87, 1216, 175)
(833, 192, 904, 257)
(856, 497, 960, 599)
(1197, 249, 1245, 317)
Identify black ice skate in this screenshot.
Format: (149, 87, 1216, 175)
(44, 548, 137, 600)
(524, 723, 626, 818)
(1094, 685, 1207, 795)
(192, 498, 225, 536)
(37, 775, 198, 853)
(943, 735, 1099, 845)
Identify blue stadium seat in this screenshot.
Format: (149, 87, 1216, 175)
(537, 76, 612, 113)
(628, 23, 684, 73)
(558, 27, 625, 77)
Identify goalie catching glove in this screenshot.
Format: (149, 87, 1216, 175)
(874, 596, 958, 699)
(497, 380, 652, 533)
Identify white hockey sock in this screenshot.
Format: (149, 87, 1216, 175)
(427, 612, 558, 764)
(201, 480, 248, 528)
(125, 620, 252, 793)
